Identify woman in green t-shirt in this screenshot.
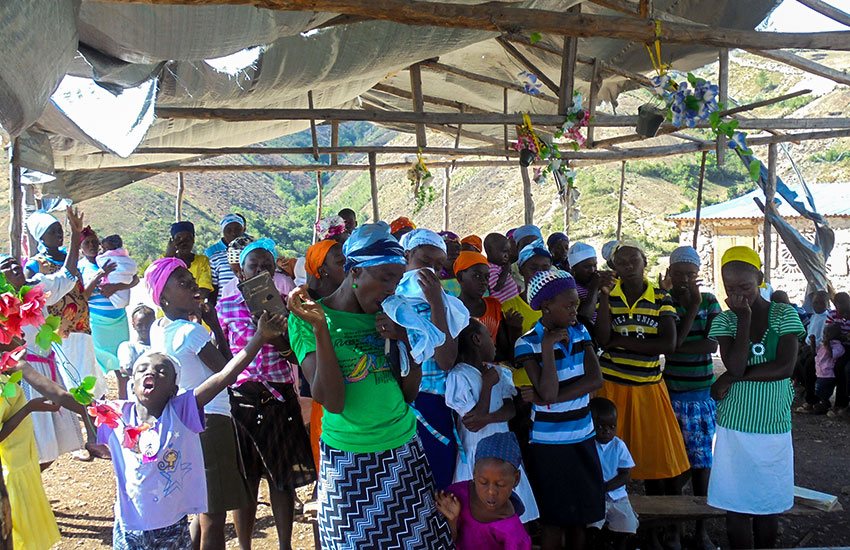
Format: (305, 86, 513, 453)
(288, 222, 452, 550)
(708, 246, 804, 550)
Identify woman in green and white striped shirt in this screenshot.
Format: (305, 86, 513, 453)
(707, 246, 804, 550)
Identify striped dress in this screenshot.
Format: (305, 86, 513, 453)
(597, 279, 690, 480)
(706, 301, 805, 514)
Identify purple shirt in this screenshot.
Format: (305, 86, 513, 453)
(98, 392, 207, 531)
(445, 481, 531, 550)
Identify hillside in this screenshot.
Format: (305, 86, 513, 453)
(4, 50, 848, 273)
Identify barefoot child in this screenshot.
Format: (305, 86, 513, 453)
(708, 246, 804, 550)
(435, 432, 532, 550)
(445, 320, 539, 522)
(97, 312, 283, 550)
(588, 397, 639, 547)
(515, 269, 604, 550)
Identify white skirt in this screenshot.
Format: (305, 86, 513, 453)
(58, 332, 108, 400)
(707, 425, 794, 515)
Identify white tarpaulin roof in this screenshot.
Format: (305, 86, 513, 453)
(0, 0, 782, 202)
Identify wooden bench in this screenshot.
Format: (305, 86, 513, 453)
(630, 494, 843, 523)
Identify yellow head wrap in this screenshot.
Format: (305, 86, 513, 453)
(721, 246, 766, 287)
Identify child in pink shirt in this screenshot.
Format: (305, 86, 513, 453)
(814, 324, 845, 414)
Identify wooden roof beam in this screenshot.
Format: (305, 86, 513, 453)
(95, 0, 850, 51)
(746, 49, 850, 86)
(796, 0, 850, 28)
(496, 36, 559, 95)
(370, 83, 489, 114)
(130, 145, 519, 157)
(420, 61, 559, 104)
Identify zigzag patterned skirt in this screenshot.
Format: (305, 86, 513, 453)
(318, 436, 453, 550)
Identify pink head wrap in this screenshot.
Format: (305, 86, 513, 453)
(144, 257, 187, 306)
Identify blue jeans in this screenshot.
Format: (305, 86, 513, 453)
(815, 377, 837, 403)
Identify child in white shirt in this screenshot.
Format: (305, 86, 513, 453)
(96, 234, 137, 308)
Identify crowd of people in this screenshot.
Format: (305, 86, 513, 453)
(1, 203, 838, 550)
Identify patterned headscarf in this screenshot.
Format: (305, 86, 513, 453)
(528, 269, 576, 311)
(342, 222, 405, 273)
(389, 216, 416, 235)
(476, 432, 522, 470)
(315, 215, 347, 241)
(220, 213, 244, 232)
(239, 238, 277, 267)
(518, 239, 551, 268)
(227, 235, 255, 264)
(400, 229, 447, 253)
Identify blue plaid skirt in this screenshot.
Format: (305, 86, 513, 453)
(669, 391, 716, 469)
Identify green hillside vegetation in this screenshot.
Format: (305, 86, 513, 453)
(3, 50, 845, 276)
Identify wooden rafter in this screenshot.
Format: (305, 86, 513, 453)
(746, 49, 850, 86)
(420, 61, 559, 104)
(370, 83, 488, 114)
(796, 0, 850, 28)
(94, 0, 850, 51)
(307, 90, 320, 160)
(717, 48, 729, 165)
(496, 37, 559, 95)
(132, 145, 519, 157)
(409, 63, 427, 148)
(558, 5, 580, 116)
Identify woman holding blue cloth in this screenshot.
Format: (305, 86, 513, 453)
(288, 222, 452, 550)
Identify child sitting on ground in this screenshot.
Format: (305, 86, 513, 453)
(814, 324, 845, 414)
(435, 432, 532, 550)
(116, 305, 155, 400)
(445, 319, 539, 522)
(96, 234, 137, 308)
(588, 397, 639, 548)
(96, 311, 285, 550)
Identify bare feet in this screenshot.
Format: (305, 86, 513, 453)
(85, 442, 111, 460)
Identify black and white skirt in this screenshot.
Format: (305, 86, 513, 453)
(318, 436, 453, 550)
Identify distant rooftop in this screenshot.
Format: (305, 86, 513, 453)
(667, 182, 850, 221)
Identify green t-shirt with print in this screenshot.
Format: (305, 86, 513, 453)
(288, 302, 416, 453)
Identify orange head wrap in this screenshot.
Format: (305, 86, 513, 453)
(460, 235, 483, 252)
(390, 216, 416, 235)
(454, 251, 489, 275)
(305, 240, 339, 279)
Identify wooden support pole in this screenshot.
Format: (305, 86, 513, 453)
(175, 172, 185, 222)
(558, 6, 580, 116)
(308, 91, 320, 161)
(563, 176, 573, 236)
(693, 151, 708, 248)
(496, 37, 559, 95)
(520, 165, 534, 225)
(587, 58, 601, 147)
(330, 121, 339, 165)
(8, 138, 22, 260)
(409, 64, 427, 148)
(443, 167, 451, 231)
(503, 88, 510, 160)
(23, 184, 36, 257)
(369, 152, 379, 222)
(616, 160, 626, 241)
(717, 48, 729, 166)
(314, 171, 323, 244)
(764, 144, 777, 284)
(796, 0, 850, 27)
(639, 0, 653, 18)
(92, 0, 850, 52)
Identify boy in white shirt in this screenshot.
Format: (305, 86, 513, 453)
(798, 290, 830, 412)
(589, 397, 639, 548)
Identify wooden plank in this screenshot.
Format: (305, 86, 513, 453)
(558, 33, 579, 116)
(369, 152, 379, 222)
(496, 37, 559, 95)
(409, 64, 427, 148)
(307, 91, 320, 161)
(134, 145, 517, 157)
(503, 88, 510, 160)
(520, 165, 534, 224)
(747, 49, 850, 87)
(8, 138, 22, 260)
(156, 107, 850, 130)
(330, 121, 339, 165)
(796, 0, 850, 27)
(693, 151, 707, 247)
(421, 61, 559, 104)
(371, 83, 488, 113)
(587, 57, 601, 147)
(98, 0, 850, 51)
(795, 486, 840, 512)
(443, 166, 451, 231)
(717, 48, 729, 166)
(314, 171, 323, 244)
(721, 88, 811, 117)
(616, 160, 626, 240)
(175, 172, 185, 222)
(630, 495, 841, 520)
(639, 0, 652, 18)
(764, 143, 777, 284)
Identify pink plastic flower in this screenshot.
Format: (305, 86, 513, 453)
(0, 293, 21, 321)
(122, 423, 150, 450)
(18, 285, 46, 327)
(0, 345, 24, 373)
(87, 402, 122, 429)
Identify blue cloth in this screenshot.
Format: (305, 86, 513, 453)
(399, 228, 447, 253)
(518, 238, 551, 268)
(669, 393, 716, 469)
(381, 294, 445, 377)
(513, 224, 542, 244)
(239, 238, 277, 266)
(220, 213, 244, 231)
(170, 221, 194, 237)
(413, 392, 458, 491)
(476, 432, 523, 469)
(343, 222, 405, 273)
(205, 239, 227, 258)
(514, 321, 595, 444)
(547, 232, 569, 249)
(670, 245, 701, 267)
(25, 211, 59, 241)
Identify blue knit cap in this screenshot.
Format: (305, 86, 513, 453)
(670, 245, 701, 267)
(528, 269, 576, 311)
(476, 432, 522, 470)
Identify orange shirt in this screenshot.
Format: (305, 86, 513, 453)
(476, 297, 503, 343)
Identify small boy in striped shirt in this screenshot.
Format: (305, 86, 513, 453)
(484, 233, 520, 304)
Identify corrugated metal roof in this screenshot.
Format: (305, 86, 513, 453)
(667, 182, 850, 221)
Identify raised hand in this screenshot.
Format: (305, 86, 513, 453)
(376, 312, 406, 342)
(257, 311, 287, 341)
(416, 268, 445, 307)
(542, 328, 570, 347)
(66, 206, 85, 234)
(658, 268, 672, 291)
(597, 270, 617, 296)
(725, 294, 752, 319)
(26, 397, 61, 413)
(287, 286, 326, 327)
(434, 491, 461, 522)
(503, 308, 524, 332)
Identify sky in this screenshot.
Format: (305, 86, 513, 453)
(762, 0, 847, 32)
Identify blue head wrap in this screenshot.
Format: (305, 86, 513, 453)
(220, 213, 244, 232)
(513, 224, 542, 244)
(239, 238, 277, 267)
(670, 245, 701, 267)
(399, 228, 447, 253)
(26, 211, 60, 242)
(170, 221, 195, 237)
(476, 432, 522, 470)
(342, 222, 406, 273)
(547, 232, 568, 249)
(518, 238, 551, 268)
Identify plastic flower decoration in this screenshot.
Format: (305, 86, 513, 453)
(123, 423, 151, 450)
(554, 91, 591, 150)
(517, 71, 543, 96)
(406, 153, 435, 214)
(315, 215, 346, 241)
(88, 402, 122, 429)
